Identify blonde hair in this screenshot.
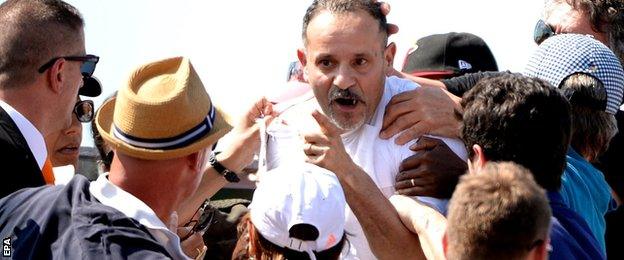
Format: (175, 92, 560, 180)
(446, 162, 552, 260)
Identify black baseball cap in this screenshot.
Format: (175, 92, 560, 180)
(79, 76, 102, 97)
(401, 32, 498, 79)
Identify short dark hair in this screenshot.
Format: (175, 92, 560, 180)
(301, 0, 389, 46)
(461, 73, 572, 191)
(447, 162, 552, 260)
(0, 0, 84, 88)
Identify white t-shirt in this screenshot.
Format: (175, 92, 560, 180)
(266, 76, 468, 260)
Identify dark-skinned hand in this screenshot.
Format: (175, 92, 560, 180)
(394, 136, 467, 198)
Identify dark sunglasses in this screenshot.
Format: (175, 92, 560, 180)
(38, 54, 100, 77)
(533, 19, 556, 45)
(181, 199, 217, 241)
(74, 99, 94, 123)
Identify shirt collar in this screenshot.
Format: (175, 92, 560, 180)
(566, 147, 583, 160)
(547, 191, 567, 208)
(0, 100, 47, 169)
(89, 174, 191, 260)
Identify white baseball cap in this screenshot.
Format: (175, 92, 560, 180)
(249, 165, 346, 260)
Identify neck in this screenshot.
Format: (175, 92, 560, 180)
(108, 156, 187, 226)
(0, 84, 51, 135)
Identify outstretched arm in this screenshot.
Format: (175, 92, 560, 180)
(303, 110, 426, 260)
(177, 97, 277, 224)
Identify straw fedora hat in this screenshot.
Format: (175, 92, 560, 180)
(96, 57, 233, 160)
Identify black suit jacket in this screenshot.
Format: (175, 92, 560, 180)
(0, 106, 45, 198)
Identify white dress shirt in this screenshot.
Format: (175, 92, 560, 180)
(0, 100, 46, 169)
(89, 174, 191, 260)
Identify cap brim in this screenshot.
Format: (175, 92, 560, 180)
(79, 76, 102, 97)
(407, 70, 456, 79)
(95, 97, 234, 160)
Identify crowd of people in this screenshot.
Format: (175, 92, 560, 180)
(0, 0, 622, 259)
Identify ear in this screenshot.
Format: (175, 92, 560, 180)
(384, 42, 397, 72)
(472, 144, 488, 171)
(529, 237, 550, 260)
(297, 48, 309, 82)
(442, 230, 449, 258)
(297, 48, 308, 67)
(186, 151, 202, 172)
(46, 59, 67, 94)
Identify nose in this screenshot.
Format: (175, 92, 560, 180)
(332, 64, 356, 90)
(64, 114, 82, 136)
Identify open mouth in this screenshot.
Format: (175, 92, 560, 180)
(58, 145, 79, 155)
(334, 97, 359, 107)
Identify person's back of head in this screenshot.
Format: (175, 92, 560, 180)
(241, 167, 347, 260)
(525, 33, 624, 161)
(401, 32, 498, 79)
(446, 162, 552, 260)
(461, 73, 572, 191)
(562, 74, 618, 160)
(0, 0, 84, 87)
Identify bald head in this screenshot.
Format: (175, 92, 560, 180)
(0, 0, 84, 88)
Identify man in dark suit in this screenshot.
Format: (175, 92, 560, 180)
(0, 0, 100, 197)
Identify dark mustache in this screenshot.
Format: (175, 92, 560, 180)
(328, 86, 363, 102)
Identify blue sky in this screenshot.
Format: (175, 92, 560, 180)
(61, 0, 543, 147)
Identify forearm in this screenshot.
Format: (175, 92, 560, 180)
(406, 201, 447, 260)
(177, 152, 248, 224)
(400, 73, 447, 89)
(441, 71, 509, 97)
(337, 164, 426, 260)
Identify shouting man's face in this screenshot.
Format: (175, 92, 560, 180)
(299, 9, 394, 131)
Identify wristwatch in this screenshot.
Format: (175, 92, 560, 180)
(209, 152, 240, 183)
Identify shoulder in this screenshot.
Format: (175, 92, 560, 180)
(384, 76, 418, 96)
(550, 211, 605, 259)
(63, 184, 172, 259)
(68, 221, 172, 259)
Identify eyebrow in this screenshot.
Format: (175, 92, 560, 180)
(313, 52, 371, 60)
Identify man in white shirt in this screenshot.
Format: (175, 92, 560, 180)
(0, 0, 100, 197)
(267, 1, 467, 259)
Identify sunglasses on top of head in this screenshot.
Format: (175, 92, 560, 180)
(37, 54, 100, 78)
(533, 19, 556, 45)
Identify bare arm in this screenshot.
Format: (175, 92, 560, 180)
(177, 97, 277, 224)
(390, 195, 447, 260)
(303, 110, 426, 260)
(387, 68, 447, 89)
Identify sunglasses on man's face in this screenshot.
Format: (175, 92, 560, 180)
(533, 19, 556, 45)
(74, 99, 94, 123)
(38, 54, 100, 78)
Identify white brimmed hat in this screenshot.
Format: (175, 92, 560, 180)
(524, 34, 624, 114)
(249, 166, 346, 259)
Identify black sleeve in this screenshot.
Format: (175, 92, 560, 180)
(441, 71, 510, 97)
